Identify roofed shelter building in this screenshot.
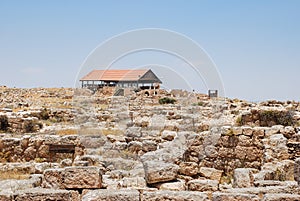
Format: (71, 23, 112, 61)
(80, 69, 162, 91)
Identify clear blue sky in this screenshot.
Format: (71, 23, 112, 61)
(0, 0, 299, 101)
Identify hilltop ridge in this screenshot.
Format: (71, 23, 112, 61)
(1, 87, 300, 200)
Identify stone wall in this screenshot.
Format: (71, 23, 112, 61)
(1, 88, 300, 200)
(0, 134, 84, 162)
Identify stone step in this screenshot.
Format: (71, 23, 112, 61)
(262, 194, 300, 201)
(141, 190, 209, 201)
(2, 188, 300, 201)
(224, 182, 298, 195)
(212, 193, 260, 201)
(42, 166, 102, 189)
(82, 189, 139, 201)
(1, 188, 79, 201)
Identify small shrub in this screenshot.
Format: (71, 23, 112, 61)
(237, 109, 296, 127)
(24, 120, 42, 133)
(31, 108, 50, 120)
(197, 101, 205, 106)
(40, 108, 50, 120)
(24, 121, 35, 133)
(35, 157, 46, 163)
(236, 116, 243, 126)
(259, 110, 295, 127)
(0, 115, 9, 131)
(220, 174, 232, 184)
(159, 97, 176, 104)
(231, 110, 240, 115)
(224, 129, 235, 136)
(0, 151, 10, 162)
(192, 102, 205, 106)
(56, 129, 78, 135)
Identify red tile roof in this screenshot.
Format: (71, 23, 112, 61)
(80, 69, 150, 81)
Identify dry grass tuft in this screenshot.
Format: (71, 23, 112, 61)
(0, 170, 30, 180)
(100, 129, 124, 136)
(56, 129, 78, 135)
(55, 127, 124, 136)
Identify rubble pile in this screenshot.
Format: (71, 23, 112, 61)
(0, 87, 300, 200)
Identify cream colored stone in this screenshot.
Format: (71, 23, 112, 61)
(262, 194, 300, 201)
(187, 179, 218, 192)
(159, 180, 186, 191)
(213, 192, 259, 201)
(142, 190, 210, 201)
(199, 167, 223, 181)
(233, 168, 253, 188)
(14, 188, 76, 201)
(179, 162, 198, 176)
(161, 130, 177, 141)
(82, 189, 140, 201)
(42, 167, 102, 189)
(144, 161, 179, 184)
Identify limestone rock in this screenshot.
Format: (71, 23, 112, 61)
(265, 126, 284, 137)
(0, 176, 42, 193)
(161, 130, 177, 141)
(294, 158, 300, 185)
(141, 147, 182, 163)
(187, 179, 219, 192)
(128, 141, 143, 152)
(126, 127, 142, 138)
(128, 163, 146, 177)
(212, 192, 260, 201)
(23, 147, 36, 161)
(101, 175, 119, 190)
(232, 127, 243, 135)
(20, 137, 29, 149)
(242, 126, 253, 136)
(82, 189, 140, 201)
(34, 162, 58, 174)
(37, 145, 49, 158)
(179, 162, 198, 176)
(63, 166, 102, 189)
(106, 134, 126, 143)
(199, 167, 223, 181)
(254, 180, 296, 187)
(0, 193, 12, 201)
(101, 158, 139, 171)
(60, 159, 73, 167)
(280, 126, 296, 139)
(233, 168, 253, 188)
(224, 181, 298, 194)
(159, 180, 186, 191)
(142, 140, 157, 152)
(143, 160, 179, 184)
(141, 190, 210, 201)
(113, 141, 127, 150)
(79, 135, 107, 149)
(264, 134, 289, 162)
(79, 155, 105, 167)
(262, 193, 300, 201)
(141, 132, 196, 163)
(42, 168, 64, 189)
(257, 160, 295, 181)
(14, 188, 78, 201)
(119, 177, 147, 189)
(148, 114, 166, 130)
(43, 166, 102, 189)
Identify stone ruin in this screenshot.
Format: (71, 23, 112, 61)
(0, 87, 300, 200)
